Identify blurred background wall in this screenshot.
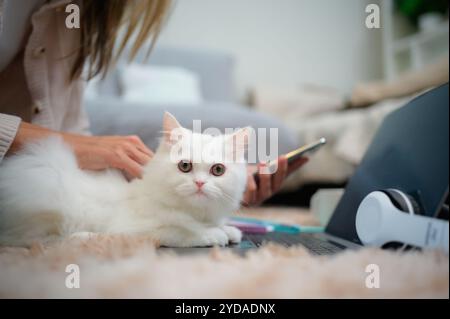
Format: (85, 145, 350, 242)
(157, 0, 384, 100)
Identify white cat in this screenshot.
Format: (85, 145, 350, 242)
(0, 112, 249, 247)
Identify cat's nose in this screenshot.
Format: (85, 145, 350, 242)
(194, 180, 205, 189)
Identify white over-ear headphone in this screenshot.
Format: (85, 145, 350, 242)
(356, 189, 449, 254)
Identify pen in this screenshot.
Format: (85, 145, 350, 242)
(227, 220, 273, 234)
(229, 217, 325, 234)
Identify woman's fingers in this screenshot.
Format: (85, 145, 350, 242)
(117, 136, 153, 178)
(271, 156, 288, 193)
(242, 173, 257, 206)
(248, 176, 257, 205)
(65, 134, 155, 180)
(114, 150, 143, 179)
(245, 156, 308, 206)
(127, 135, 154, 157)
(257, 163, 272, 203)
(287, 156, 309, 175)
(124, 143, 152, 166)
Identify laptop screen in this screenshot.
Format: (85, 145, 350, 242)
(326, 84, 449, 244)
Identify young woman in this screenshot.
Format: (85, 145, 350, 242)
(0, 0, 306, 206)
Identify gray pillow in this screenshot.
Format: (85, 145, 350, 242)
(86, 98, 298, 160)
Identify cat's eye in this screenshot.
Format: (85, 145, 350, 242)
(178, 160, 193, 173)
(210, 164, 226, 176)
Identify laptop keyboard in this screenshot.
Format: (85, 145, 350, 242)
(241, 232, 346, 255)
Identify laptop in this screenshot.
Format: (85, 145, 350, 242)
(169, 84, 449, 255)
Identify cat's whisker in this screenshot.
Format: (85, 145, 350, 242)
(209, 188, 240, 206)
(205, 188, 225, 201)
(175, 184, 196, 196)
(205, 187, 228, 200)
(221, 189, 250, 207)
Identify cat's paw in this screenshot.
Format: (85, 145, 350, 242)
(198, 227, 229, 247)
(222, 225, 242, 244)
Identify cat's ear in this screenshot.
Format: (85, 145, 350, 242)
(163, 112, 183, 144)
(163, 112, 182, 132)
(225, 127, 253, 162)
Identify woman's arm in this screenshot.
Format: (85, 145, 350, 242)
(0, 113, 21, 162)
(6, 121, 154, 179)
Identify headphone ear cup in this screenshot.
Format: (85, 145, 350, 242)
(409, 195, 423, 215)
(381, 189, 422, 214)
(380, 189, 411, 212)
(379, 189, 422, 251)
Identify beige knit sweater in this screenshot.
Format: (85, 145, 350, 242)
(0, 0, 89, 163)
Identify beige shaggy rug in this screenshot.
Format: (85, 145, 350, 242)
(0, 208, 448, 298)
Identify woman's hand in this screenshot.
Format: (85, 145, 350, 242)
(9, 122, 153, 179)
(242, 156, 309, 206)
(63, 134, 153, 179)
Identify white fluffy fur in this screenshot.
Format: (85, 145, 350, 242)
(0, 113, 248, 247)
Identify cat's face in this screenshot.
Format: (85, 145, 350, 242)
(150, 112, 249, 211)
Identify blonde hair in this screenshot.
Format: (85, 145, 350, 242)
(71, 0, 171, 80)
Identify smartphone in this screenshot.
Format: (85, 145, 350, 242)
(252, 137, 326, 184)
(284, 137, 327, 165)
